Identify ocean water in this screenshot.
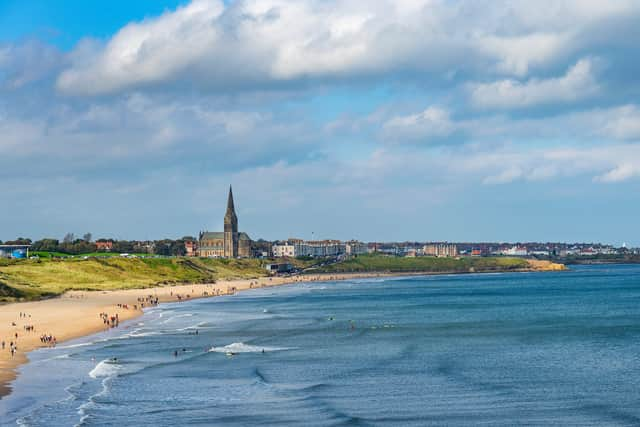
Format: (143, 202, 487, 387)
(2, 264, 640, 426)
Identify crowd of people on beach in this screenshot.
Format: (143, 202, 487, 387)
(2, 340, 18, 358)
(40, 334, 57, 347)
(100, 312, 120, 328)
(3, 312, 37, 358)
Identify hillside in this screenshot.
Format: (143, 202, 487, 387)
(0, 255, 564, 303)
(0, 257, 269, 302)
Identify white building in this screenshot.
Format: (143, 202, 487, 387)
(502, 246, 528, 256)
(345, 240, 368, 255)
(272, 243, 296, 257)
(272, 239, 355, 257)
(423, 243, 458, 257)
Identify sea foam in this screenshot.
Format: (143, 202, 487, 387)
(88, 360, 122, 379)
(208, 342, 291, 354)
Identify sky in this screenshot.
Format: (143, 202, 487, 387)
(0, 0, 639, 245)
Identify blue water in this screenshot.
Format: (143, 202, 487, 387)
(2, 264, 640, 426)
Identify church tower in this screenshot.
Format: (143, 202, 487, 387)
(223, 186, 239, 258)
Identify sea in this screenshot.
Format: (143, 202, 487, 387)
(2, 264, 640, 426)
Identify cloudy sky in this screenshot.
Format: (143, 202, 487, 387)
(1, 0, 639, 245)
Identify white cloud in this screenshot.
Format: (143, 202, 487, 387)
(57, 0, 225, 95)
(594, 164, 636, 183)
(470, 58, 600, 109)
(600, 105, 640, 140)
(482, 167, 523, 185)
(0, 94, 318, 172)
(457, 144, 640, 185)
(0, 40, 63, 89)
(478, 33, 571, 77)
(382, 107, 455, 143)
(54, 0, 640, 95)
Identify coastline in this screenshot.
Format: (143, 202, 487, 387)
(0, 271, 397, 398)
(0, 263, 563, 399)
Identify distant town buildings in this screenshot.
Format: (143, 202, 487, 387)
(423, 243, 458, 257)
(271, 239, 368, 258)
(197, 187, 252, 258)
(184, 240, 197, 257)
(345, 240, 368, 255)
(272, 239, 344, 257)
(501, 246, 528, 257)
(7, 185, 634, 261)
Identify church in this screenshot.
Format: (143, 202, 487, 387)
(197, 187, 252, 258)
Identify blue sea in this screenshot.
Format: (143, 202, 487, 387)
(2, 264, 640, 426)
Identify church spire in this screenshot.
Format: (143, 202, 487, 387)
(226, 185, 235, 215)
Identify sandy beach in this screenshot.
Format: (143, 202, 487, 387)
(0, 272, 389, 398)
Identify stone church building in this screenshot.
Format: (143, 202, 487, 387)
(198, 187, 252, 258)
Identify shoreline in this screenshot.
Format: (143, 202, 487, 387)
(0, 265, 563, 398)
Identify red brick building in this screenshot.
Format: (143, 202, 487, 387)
(96, 240, 114, 251)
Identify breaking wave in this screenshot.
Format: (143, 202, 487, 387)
(207, 342, 291, 354)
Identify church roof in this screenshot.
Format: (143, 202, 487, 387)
(199, 231, 252, 241)
(200, 232, 224, 240)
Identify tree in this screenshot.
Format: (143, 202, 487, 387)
(154, 240, 172, 256)
(5, 237, 32, 245)
(63, 233, 75, 244)
(32, 239, 60, 252)
(83, 233, 92, 242)
(113, 240, 135, 253)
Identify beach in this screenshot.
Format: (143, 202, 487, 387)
(0, 272, 389, 398)
(2, 264, 637, 426)
(0, 260, 564, 399)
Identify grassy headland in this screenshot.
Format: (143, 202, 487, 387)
(0, 255, 564, 303)
(0, 257, 271, 302)
(312, 254, 557, 274)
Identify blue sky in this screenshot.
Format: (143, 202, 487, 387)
(0, 0, 639, 245)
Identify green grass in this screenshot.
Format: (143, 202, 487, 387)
(313, 254, 528, 274)
(31, 251, 151, 258)
(0, 254, 532, 303)
(0, 257, 270, 302)
(31, 251, 72, 258)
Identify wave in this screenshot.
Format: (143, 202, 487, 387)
(122, 330, 162, 338)
(160, 312, 194, 324)
(55, 341, 96, 350)
(208, 342, 292, 354)
(88, 360, 122, 379)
